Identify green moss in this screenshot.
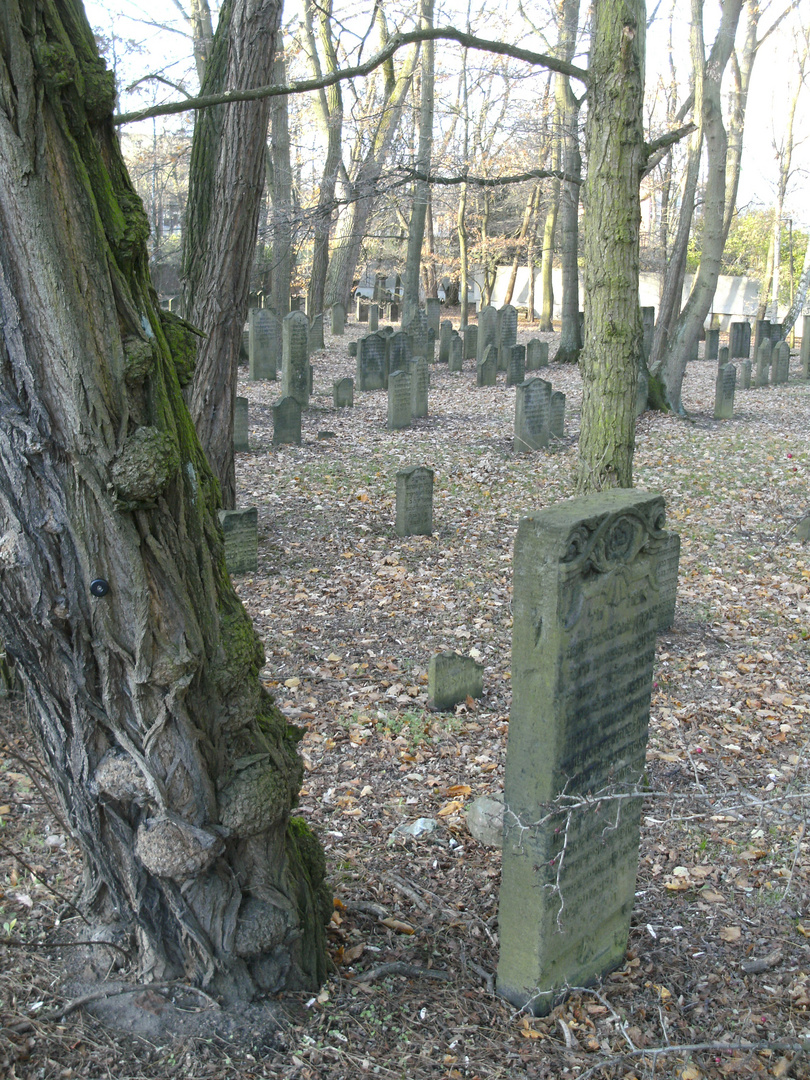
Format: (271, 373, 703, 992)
(214, 592, 264, 696)
(123, 336, 155, 385)
(81, 58, 116, 122)
(34, 41, 78, 90)
(110, 425, 181, 504)
(287, 817, 332, 926)
(160, 311, 203, 387)
(117, 189, 151, 265)
(647, 371, 671, 412)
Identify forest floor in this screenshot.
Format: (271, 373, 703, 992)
(1, 315, 809, 1080)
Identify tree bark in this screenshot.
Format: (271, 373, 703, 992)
(403, 0, 435, 326)
(577, 0, 645, 493)
(268, 46, 293, 319)
(0, 0, 328, 1000)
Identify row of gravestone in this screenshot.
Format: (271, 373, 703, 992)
(249, 308, 323, 383)
(713, 336, 799, 421)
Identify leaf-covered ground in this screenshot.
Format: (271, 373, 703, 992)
(1, 316, 809, 1079)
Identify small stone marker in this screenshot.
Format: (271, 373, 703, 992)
(219, 507, 258, 575)
(388, 301, 400, 322)
(774, 341, 790, 384)
(463, 324, 478, 360)
(356, 297, 369, 322)
(387, 370, 412, 430)
(395, 466, 433, 537)
(349, 341, 358, 357)
(428, 651, 484, 711)
(272, 396, 301, 445)
(655, 530, 680, 632)
(234, 396, 249, 452)
(331, 302, 345, 336)
(705, 326, 720, 362)
(466, 794, 504, 849)
(439, 320, 453, 364)
(356, 333, 387, 391)
(476, 344, 497, 387)
(770, 322, 783, 345)
(717, 345, 729, 368)
(497, 490, 669, 1015)
(714, 362, 736, 419)
(506, 344, 526, 387)
(309, 313, 324, 352)
(476, 305, 498, 365)
(514, 377, 552, 451)
(410, 357, 429, 418)
(333, 377, 354, 408)
(739, 358, 752, 389)
(801, 315, 810, 380)
(282, 310, 310, 408)
(369, 303, 379, 331)
(449, 332, 463, 372)
(755, 339, 771, 387)
(550, 390, 566, 438)
(249, 308, 280, 380)
(426, 297, 441, 335)
(526, 339, 549, 370)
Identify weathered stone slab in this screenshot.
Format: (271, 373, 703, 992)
(309, 313, 324, 352)
(714, 362, 736, 419)
(282, 310, 310, 408)
(497, 490, 668, 1015)
(755, 319, 770, 354)
(730, 321, 749, 359)
(717, 345, 729, 369)
(356, 333, 387, 391)
(463, 323, 478, 360)
(426, 327, 436, 362)
(439, 320, 453, 364)
(249, 308, 280, 380)
(476, 344, 497, 387)
(499, 304, 518, 370)
(369, 303, 379, 331)
(506, 344, 526, 387)
(774, 341, 790, 384)
(395, 465, 433, 537)
(333, 377, 354, 408)
(641, 306, 655, 361)
(655, 530, 680, 632)
(234, 396, 249, 452)
(410, 357, 429, 418)
(705, 327, 720, 362)
(388, 331, 412, 377)
(426, 297, 441, 335)
(466, 794, 504, 848)
(349, 341, 358, 358)
(449, 332, 463, 372)
(739, 358, 752, 389)
(331, 302, 345, 336)
(387, 370, 412, 430)
(526, 339, 549, 370)
(405, 309, 428, 363)
(477, 305, 498, 365)
(219, 507, 258, 575)
(356, 297, 369, 322)
(755, 339, 771, 387)
(272, 396, 301, 445)
(550, 390, 566, 439)
(514, 377, 551, 452)
(428, 651, 484, 711)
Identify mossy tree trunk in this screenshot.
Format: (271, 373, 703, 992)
(576, 0, 645, 493)
(0, 0, 328, 1000)
(183, 0, 282, 510)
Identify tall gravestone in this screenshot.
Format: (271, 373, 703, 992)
(705, 327, 720, 362)
(506, 344, 526, 387)
(309, 313, 324, 352)
(477, 305, 498, 365)
(249, 308, 280, 380)
(769, 322, 783, 345)
(356, 333, 388, 391)
(369, 303, 379, 331)
(219, 508, 258, 575)
(656, 531, 680, 632)
(497, 491, 671, 1015)
(755, 339, 771, 387)
(476, 344, 497, 387)
(234, 396, 249, 452)
(426, 327, 437, 362)
(439, 320, 453, 364)
(550, 390, 566, 439)
(449, 332, 463, 373)
(406, 309, 428, 363)
(499, 304, 518, 371)
(739, 358, 752, 389)
(387, 370, 412, 430)
(331, 302, 346, 336)
(774, 341, 790, 384)
(272, 396, 302, 445)
(514, 377, 552, 451)
(395, 466, 433, 537)
(282, 310, 310, 408)
(410, 357, 429, 418)
(426, 297, 441, 335)
(801, 315, 810, 380)
(526, 339, 549, 370)
(755, 319, 770, 354)
(730, 321, 748, 359)
(463, 324, 478, 361)
(714, 362, 737, 419)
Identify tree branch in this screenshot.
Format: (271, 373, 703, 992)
(642, 122, 697, 174)
(113, 26, 589, 125)
(397, 166, 582, 187)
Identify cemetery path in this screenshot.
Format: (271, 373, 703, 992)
(1, 317, 809, 1079)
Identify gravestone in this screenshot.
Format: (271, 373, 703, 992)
(234, 396, 249, 452)
(477, 305, 498, 365)
(714, 362, 736, 419)
(439, 320, 453, 364)
(801, 315, 810, 380)
(514, 377, 552, 452)
(348, 341, 358, 358)
(743, 320, 752, 358)
(282, 310, 310, 408)
(410, 357, 429, 418)
(755, 319, 770, 354)
(388, 302, 400, 322)
(369, 303, 379, 331)
(309, 313, 324, 352)
(426, 297, 441, 335)
(290, 296, 305, 313)
(387, 370, 412, 430)
(769, 322, 783, 345)
(641, 306, 655, 361)
(774, 341, 790, 384)
(755, 339, 771, 387)
(333, 377, 354, 408)
(219, 507, 258, 576)
(526, 339, 549, 370)
(272, 396, 301, 445)
(388, 330, 412, 377)
(497, 490, 669, 1015)
(356, 333, 388, 391)
(705, 327, 720, 362)
(449, 332, 463, 373)
(463, 324, 478, 360)
(506, 344, 526, 387)
(739, 358, 752, 389)
(428, 652, 484, 711)
(655, 530, 680, 632)
(405, 309, 428, 363)
(499, 304, 518, 370)
(249, 308, 280, 380)
(717, 345, 729, 368)
(331, 302, 346, 336)
(395, 466, 433, 537)
(476, 344, 497, 387)
(730, 321, 749, 358)
(356, 297, 369, 323)
(426, 327, 437, 362)
(550, 390, 566, 439)
(373, 273, 386, 302)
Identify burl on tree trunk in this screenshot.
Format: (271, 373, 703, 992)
(0, 0, 329, 1000)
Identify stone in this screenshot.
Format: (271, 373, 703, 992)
(272, 396, 301, 445)
(234, 396, 249, 452)
(219, 507, 258, 575)
(369, 303, 379, 331)
(356, 333, 387, 391)
(426, 327, 437, 362)
(405, 308, 428, 362)
(449, 332, 463, 373)
(466, 794, 504, 848)
(289, 295, 305, 312)
(717, 345, 729, 368)
(463, 324, 478, 360)
(476, 344, 497, 387)
(705, 326, 720, 362)
(356, 297, 369, 322)
(755, 339, 771, 387)
(739, 358, 752, 389)
(388, 302, 400, 322)
(331, 302, 345, 336)
(526, 339, 549, 370)
(550, 390, 566, 439)
(801, 315, 810, 380)
(755, 319, 770, 354)
(333, 377, 354, 408)
(428, 651, 484, 711)
(387, 370, 412, 430)
(770, 322, 783, 345)
(309, 313, 324, 352)
(348, 341, 358, 358)
(409, 356, 429, 418)
(655, 530, 680, 632)
(498, 304, 518, 370)
(730, 321, 749, 359)
(514, 377, 552, 452)
(426, 297, 441, 335)
(281, 310, 310, 408)
(774, 341, 790, 385)
(714, 362, 736, 419)
(395, 465, 433, 537)
(476, 305, 498, 365)
(506, 344, 526, 387)
(641, 306, 655, 361)
(497, 490, 669, 1015)
(388, 330, 412, 377)
(439, 320, 453, 364)
(249, 308, 280, 380)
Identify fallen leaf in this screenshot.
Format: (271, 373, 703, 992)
(720, 925, 742, 943)
(437, 799, 464, 817)
(447, 784, 473, 797)
(380, 918, 414, 935)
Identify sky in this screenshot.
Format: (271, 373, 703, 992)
(82, 0, 810, 230)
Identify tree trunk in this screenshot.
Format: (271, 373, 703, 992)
(189, 0, 215, 85)
(781, 232, 810, 334)
(526, 185, 541, 323)
(183, 0, 281, 510)
(577, 0, 645, 493)
(0, 0, 328, 1000)
(538, 182, 559, 330)
(269, 46, 293, 319)
(403, 0, 435, 326)
(503, 181, 540, 306)
(424, 193, 438, 298)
